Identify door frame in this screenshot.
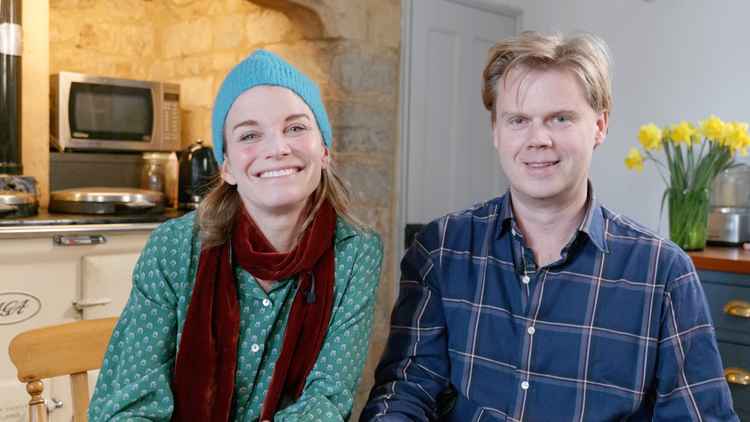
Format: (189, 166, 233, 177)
(394, 0, 522, 288)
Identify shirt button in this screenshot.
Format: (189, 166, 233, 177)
(521, 381, 530, 390)
(262, 298, 271, 307)
(251, 344, 260, 353)
(521, 275, 530, 284)
(527, 326, 536, 335)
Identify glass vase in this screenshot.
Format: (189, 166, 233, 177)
(668, 187, 710, 251)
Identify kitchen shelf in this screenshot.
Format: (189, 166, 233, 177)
(689, 246, 750, 275)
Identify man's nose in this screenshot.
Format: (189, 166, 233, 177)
(526, 121, 553, 149)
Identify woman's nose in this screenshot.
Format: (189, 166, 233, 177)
(265, 133, 292, 158)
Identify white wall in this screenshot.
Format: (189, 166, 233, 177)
(494, 0, 750, 232)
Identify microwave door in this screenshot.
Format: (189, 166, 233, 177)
(51, 72, 176, 152)
(68, 82, 155, 150)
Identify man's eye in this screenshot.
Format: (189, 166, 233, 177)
(509, 117, 527, 126)
(553, 115, 572, 124)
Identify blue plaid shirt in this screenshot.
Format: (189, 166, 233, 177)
(362, 192, 737, 421)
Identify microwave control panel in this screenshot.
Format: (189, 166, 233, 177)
(162, 83, 181, 151)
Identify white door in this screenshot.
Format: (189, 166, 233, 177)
(400, 0, 520, 244)
(0, 232, 149, 421)
(79, 252, 140, 320)
(0, 257, 78, 422)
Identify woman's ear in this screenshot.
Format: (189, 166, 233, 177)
(321, 146, 330, 169)
(220, 157, 237, 185)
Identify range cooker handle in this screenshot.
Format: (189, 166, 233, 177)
(46, 397, 64, 413)
(53, 234, 106, 246)
(73, 297, 112, 310)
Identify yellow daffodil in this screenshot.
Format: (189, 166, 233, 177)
(638, 123, 662, 150)
(670, 121, 695, 145)
(624, 147, 644, 172)
(724, 121, 750, 155)
(700, 115, 726, 142)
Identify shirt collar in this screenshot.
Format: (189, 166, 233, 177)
(334, 217, 359, 244)
(496, 181, 609, 254)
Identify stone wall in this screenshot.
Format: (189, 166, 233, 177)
(49, 0, 160, 80)
(48, 0, 400, 418)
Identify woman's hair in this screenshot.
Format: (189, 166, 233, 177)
(482, 31, 612, 123)
(196, 158, 364, 249)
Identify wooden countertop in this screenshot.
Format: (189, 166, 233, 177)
(689, 246, 750, 274)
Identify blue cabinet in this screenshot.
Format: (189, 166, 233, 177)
(698, 270, 750, 420)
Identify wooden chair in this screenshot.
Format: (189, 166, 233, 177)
(8, 318, 117, 422)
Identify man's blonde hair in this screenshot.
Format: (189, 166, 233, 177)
(482, 31, 612, 123)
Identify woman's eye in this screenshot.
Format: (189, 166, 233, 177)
(285, 124, 308, 135)
(239, 132, 260, 142)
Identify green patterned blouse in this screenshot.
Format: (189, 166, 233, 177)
(88, 212, 383, 421)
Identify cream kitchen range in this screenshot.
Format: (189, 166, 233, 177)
(0, 222, 155, 421)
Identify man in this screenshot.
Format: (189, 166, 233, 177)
(361, 32, 737, 421)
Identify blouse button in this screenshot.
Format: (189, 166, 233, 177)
(262, 298, 271, 307)
(251, 344, 260, 353)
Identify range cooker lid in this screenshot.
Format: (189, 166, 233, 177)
(50, 187, 163, 204)
(49, 187, 165, 215)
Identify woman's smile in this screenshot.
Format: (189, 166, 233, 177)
(254, 166, 304, 179)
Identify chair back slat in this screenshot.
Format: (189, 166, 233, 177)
(8, 318, 117, 422)
(9, 318, 117, 380)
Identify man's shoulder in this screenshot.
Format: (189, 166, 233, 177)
(413, 196, 504, 253)
(600, 205, 695, 281)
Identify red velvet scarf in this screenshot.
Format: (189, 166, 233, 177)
(172, 201, 337, 421)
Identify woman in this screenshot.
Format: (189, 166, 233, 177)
(89, 50, 383, 422)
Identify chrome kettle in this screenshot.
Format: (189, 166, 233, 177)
(178, 139, 219, 210)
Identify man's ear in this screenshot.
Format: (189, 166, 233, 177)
(492, 122, 501, 152)
(220, 158, 237, 185)
(594, 111, 609, 149)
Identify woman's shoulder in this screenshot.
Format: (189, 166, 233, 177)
(153, 211, 197, 236)
(335, 216, 383, 254)
(145, 211, 199, 251)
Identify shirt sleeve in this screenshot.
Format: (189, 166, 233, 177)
(360, 222, 451, 422)
(274, 232, 384, 422)
(652, 251, 739, 421)
(88, 222, 184, 422)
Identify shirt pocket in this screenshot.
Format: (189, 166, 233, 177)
(476, 407, 506, 421)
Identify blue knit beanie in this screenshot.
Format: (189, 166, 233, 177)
(211, 50, 333, 164)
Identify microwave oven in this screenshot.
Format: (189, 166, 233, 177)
(50, 72, 181, 152)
